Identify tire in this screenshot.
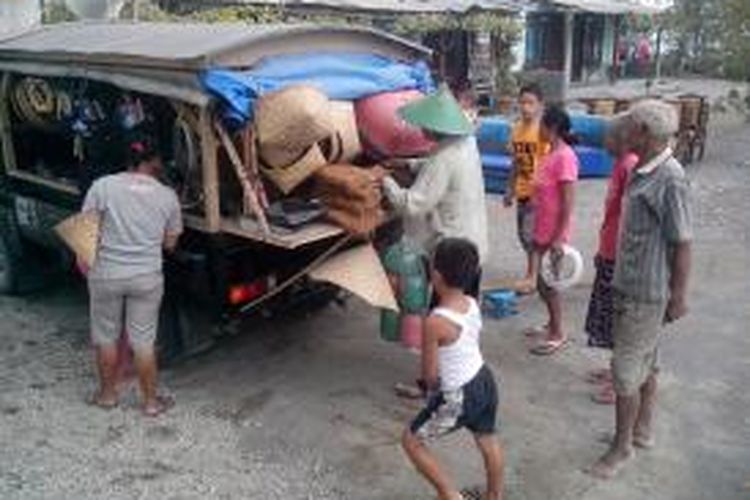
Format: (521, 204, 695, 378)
(0, 208, 23, 295)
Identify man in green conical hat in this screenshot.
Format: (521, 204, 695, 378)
(382, 84, 489, 285)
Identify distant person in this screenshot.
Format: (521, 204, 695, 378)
(588, 100, 692, 479)
(526, 106, 579, 356)
(504, 84, 549, 295)
(584, 115, 639, 404)
(635, 34, 652, 77)
(401, 238, 504, 500)
(454, 80, 480, 127)
(383, 84, 489, 296)
(83, 137, 182, 417)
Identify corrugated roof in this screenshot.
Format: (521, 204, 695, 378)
(209, 0, 522, 13)
(547, 0, 673, 14)
(0, 21, 430, 70)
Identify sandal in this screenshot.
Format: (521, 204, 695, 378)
(530, 338, 568, 356)
(142, 394, 175, 418)
(87, 393, 118, 410)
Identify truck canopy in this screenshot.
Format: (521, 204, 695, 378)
(0, 22, 431, 105)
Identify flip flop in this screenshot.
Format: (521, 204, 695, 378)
(530, 338, 568, 356)
(459, 487, 483, 500)
(597, 432, 655, 449)
(633, 434, 656, 449)
(142, 394, 175, 418)
(87, 393, 118, 410)
(585, 454, 632, 480)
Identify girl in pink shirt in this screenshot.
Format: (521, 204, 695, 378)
(528, 107, 579, 355)
(585, 115, 639, 403)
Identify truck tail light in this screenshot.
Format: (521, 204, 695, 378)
(228, 279, 267, 306)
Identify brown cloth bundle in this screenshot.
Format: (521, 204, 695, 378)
(314, 164, 386, 235)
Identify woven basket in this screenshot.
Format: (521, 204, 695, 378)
(260, 143, 328, 195)
(54, 212, 100, 268)
(256, 85, 333, 168)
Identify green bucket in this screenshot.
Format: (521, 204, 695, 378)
(380, 309, 401, 342)
(401, 274, 429, 314)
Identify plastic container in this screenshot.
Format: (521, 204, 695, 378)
(401, 273, 429, 313)
(482, 289, 519, 319)
(380, 309, 401, 342)
(401, 314, 423, 350)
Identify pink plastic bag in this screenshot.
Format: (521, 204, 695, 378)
(400, 314, 423, 351)
(355, 90, 436, 158)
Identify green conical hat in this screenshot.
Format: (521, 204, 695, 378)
(398, 84, 474, 136)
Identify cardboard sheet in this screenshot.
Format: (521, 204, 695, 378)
(310, 243, 398, 312)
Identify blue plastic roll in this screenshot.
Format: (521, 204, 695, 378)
(575, 146, 614, 178)
(477, 116, 512, 154)
(481, 153, 513, 173)
(570, 113, 611, 148)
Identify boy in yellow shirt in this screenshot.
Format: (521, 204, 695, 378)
(504, 84, 548, 294)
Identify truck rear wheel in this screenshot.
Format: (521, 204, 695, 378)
(0, 209, 23, 295)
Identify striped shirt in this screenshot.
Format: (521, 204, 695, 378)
(613, 151, 693, 303)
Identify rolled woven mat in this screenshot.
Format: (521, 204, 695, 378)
(327, 207, 385, 236)
(319, 192, 382, 213)
(314, 164, 385, 190)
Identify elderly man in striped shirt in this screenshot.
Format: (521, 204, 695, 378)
(588, 100, 693, 479)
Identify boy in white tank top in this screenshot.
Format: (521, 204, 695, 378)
(402, 238, 505, 500)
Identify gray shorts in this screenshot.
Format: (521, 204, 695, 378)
(89, 272, 164, 350)
(516, 199, 535, 254)
(611, 295, 667, 396)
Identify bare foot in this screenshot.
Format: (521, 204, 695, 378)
(514, 278, 536, 295)
(394, 383, 423, 400)
(586, 447, 634, 479)
(142, 394, 175, 418)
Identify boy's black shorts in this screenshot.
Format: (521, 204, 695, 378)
(409, 365, 499, 440)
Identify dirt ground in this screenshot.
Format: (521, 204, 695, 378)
(1, 122, 749, 499)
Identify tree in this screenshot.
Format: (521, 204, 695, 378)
(665, 0, 750, 80)
(721, 0, 750, 80)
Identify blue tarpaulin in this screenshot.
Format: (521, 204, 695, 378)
(201, 53, 435, 129)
